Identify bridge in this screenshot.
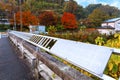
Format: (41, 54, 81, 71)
(0, 31, 120, 80)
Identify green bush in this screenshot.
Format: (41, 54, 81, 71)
(0, 24, 11, 32)
(47, 29, 107, 44)
(47, 25, 57, 35)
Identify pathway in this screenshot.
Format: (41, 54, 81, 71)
(0, 37, 34, 80)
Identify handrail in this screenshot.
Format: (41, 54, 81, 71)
(8, 31, 120, 80)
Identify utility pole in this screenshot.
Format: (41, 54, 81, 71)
(14, 13, 16, 30)
(19, 0, 22, 31)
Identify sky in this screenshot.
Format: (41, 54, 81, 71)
(74, 0, 120, 9)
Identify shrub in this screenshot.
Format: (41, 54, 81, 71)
(47, 25, 57, 35)
(0, 24, 11, 31)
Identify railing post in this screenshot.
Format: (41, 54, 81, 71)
(21, 40, 25, 59)
(35, 47, 39, 52)
(33, 47, 39, 68)
(33, 47, 39, 79)
(0, 32, 1, 39)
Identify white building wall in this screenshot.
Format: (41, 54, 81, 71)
(107, 23, 115, 28)
(101, 23, 107, 27)
(101, 22, 115, 28)
(97, 29, 115, 35)
(114, 20, 120, 31)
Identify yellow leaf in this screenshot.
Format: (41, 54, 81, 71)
(108, 63, 113, 71)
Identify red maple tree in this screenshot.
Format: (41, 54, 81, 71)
(61, 12, 78, 29)
(38, 11, 57, 26)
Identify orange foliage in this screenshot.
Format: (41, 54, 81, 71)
(11, 11, 38, 27)
(61, 12, 78, 29)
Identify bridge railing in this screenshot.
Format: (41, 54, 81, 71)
(8, 31, 120, 80)
(8, 31, 75, 80)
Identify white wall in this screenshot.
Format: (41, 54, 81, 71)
(101, 23, 107, 27)
(115, 20, 120, 31)
(97, 29, 115, 35)
(107, 23, 115, 28)
(101, 22, 115, 28)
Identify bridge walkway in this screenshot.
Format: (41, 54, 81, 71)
(0, 37, 34, 80)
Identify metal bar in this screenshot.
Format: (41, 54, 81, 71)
(44, 39, 52, 48)
(112, 48, 120, 54)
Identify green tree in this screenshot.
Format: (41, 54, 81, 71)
(22, 0, 62, 16)
(88, 8, 110, 27)
(85, 4, 102, 17)
(99, 5, 120, 18)
(85, 4, 120, 18)
(79, 18, 95, 28)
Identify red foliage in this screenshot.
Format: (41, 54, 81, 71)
(11, 11, 38, 27)
(38, 11, 58, 26)
(61, 12, 78, 29)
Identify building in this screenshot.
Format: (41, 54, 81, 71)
(101, 17, 120, 31)
(29, 25, 46, 34)
(97, 27, 115, 35)
(0, 19, 10, 25)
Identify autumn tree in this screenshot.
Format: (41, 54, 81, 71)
(63, 0, 84, 20)
(0, 0, 18, 19)
(61, 12, 78, 29)
(38, 11, 58, 26)
(11, 11, 38, 27)
(63, 0, 77, 14)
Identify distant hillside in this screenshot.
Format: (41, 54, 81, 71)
(0, 0, 120, 21)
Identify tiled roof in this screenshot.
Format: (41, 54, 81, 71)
(104, 18, 120, 22)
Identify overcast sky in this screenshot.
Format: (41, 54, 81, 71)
(74, 0, 120, 9)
